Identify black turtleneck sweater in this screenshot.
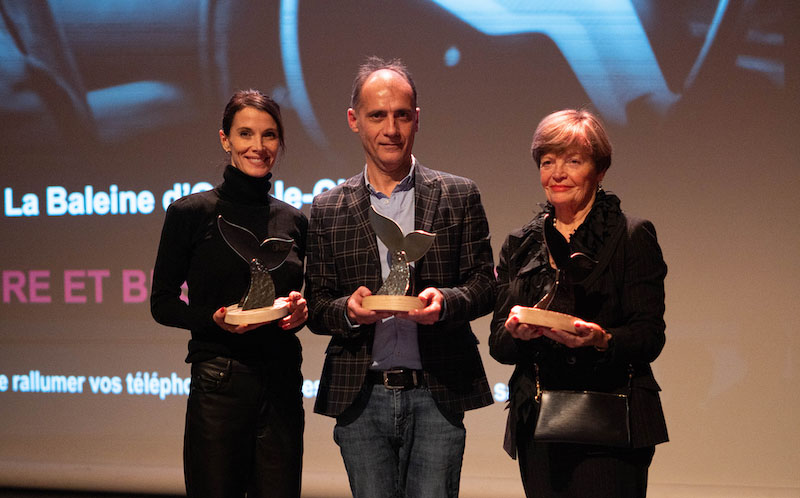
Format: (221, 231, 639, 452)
(151, 165, 307, 367)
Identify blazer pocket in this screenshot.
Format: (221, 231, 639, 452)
(432, 222, 458, 233)
(425, 224, 461, 270)
(432, 222, 458, 239)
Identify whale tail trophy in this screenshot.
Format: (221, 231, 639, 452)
(217, 215, 293, 310)
(368, 206, 435, 296)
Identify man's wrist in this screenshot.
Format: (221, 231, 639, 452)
(344, 298, 361, 329)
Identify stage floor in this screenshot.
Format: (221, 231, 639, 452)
(0, 490, 181, 498)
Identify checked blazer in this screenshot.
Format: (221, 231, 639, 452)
(306, 163, 496, 418)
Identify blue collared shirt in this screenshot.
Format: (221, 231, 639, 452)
(364, 158, 422, 371)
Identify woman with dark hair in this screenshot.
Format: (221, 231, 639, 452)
(490, 109, 668, 497)
(151, 89, 307, 497)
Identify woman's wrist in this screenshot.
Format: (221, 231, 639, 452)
(594, 331, 612, 352)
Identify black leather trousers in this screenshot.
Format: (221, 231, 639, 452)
(184, 356, 304, 498)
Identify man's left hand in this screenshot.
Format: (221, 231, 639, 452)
(399, 287, 444, 325)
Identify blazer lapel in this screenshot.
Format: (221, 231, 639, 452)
(344, 174, 382, 283)
(414, 163, 441, 233)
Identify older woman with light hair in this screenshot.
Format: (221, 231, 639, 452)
(490, 109, 668, 497)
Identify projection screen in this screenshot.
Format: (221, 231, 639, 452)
(1, 1, 797, 496)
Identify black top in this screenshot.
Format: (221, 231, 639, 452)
(151, 165, 308, 367)
(490, 190, 668, 453)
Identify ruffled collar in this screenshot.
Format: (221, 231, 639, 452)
(557, 189, 624, 259)
(217, 165, 273, 206)
(518, 189, 624, 264)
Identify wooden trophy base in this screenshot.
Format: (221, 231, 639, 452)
(362, 295, 425, 312)
(517, 307, 578, 333)
(224, 301, 289, 325)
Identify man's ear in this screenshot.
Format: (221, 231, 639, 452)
(347, 108, 359, 133)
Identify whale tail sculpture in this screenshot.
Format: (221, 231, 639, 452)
(368, 206, 435, 296)
(217, 215, 293, 311)
(534, 214, 597, 313)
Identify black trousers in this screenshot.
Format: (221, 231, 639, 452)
(184, 357, 304, 498)
(518, 428, 654, 498)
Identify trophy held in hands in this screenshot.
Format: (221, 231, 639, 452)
(516, 214, 597, 333)
(217, 215, 294, 325)
(362, 206, 435, 312)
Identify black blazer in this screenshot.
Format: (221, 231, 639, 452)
(490, 198, 668, 454)
(306, 163, 496, 418)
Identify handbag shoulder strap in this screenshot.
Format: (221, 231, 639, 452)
(533, 215, 632, 399)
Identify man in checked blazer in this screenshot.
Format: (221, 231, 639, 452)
(305, 56, 496, 498)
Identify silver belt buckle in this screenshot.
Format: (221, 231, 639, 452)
(382, 369, 417, 390)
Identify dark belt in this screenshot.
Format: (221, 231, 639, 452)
(367, 368, 426, 390)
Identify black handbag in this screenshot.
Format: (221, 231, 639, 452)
(533, 364, 632, 447)
(531, 212, 632, 446)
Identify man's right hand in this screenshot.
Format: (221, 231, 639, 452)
(347, 286, 392, 325)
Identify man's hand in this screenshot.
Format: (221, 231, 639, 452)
(400, 287, 444, 325)
(347, 286, 392, 325)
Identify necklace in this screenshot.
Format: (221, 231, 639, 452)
(553, 217, 581, 241)
(553, 218, 575, 232)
